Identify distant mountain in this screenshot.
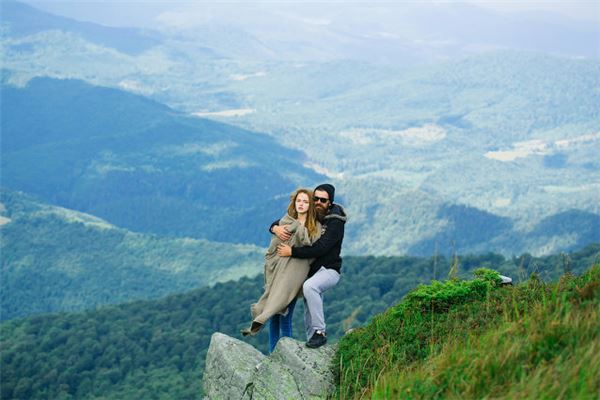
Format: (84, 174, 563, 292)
(0, 77, 324, 246)
(0, 189, 264, 320)
(11, 1, 598, 61)
(408, 204, 514, 255)
(231, 2, 600, 62)
(227, 52, 600, 256)
(2, 69, 598, 258)
(342, 186, 600, 257)
(1, 2, 598, 257)
(519, 209, 600, 253)
(1, 245, 597, 399)
(409, 206, 600, 257)
(1, 1, 162, 55)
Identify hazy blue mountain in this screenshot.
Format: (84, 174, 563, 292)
(409, 206, 600, 257)
(1, 77, 172, 152)
(1, 1, 161, 55)
(225, 52, 600, 255)
(0, 189, 264, 320)
(1, 2, 598, 257)
(521, 209, 600, 252)
(2, 67, 598, 257)
(408, 204, 514, 256)
(18, 1, 598, 61)
(1, 77, 324, 246)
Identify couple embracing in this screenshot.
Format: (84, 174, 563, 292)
(242, 184, 347, 351)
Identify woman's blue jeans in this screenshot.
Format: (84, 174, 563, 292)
(268, 298, 297, 353)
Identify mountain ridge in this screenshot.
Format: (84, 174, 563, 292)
(2, 72, 598, 258)
(0, 189, 264, 320)
(1, 76, 324, 246)
(1, 1, 162, 55)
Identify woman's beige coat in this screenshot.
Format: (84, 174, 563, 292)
(250, 214, 321, 325)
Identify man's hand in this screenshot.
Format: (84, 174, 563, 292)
(277, 244, 292, 257)
(273, 225, 292, 241)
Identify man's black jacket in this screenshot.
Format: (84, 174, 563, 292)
(271, 204, 347, 277)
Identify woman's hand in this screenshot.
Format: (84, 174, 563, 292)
(277, 244, 292, 257)
(273, 225, 292, 241)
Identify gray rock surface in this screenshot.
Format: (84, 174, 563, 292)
(203, 332, 266, 399)
(250, 337, 337, 399)
(203, 333, 337, 399)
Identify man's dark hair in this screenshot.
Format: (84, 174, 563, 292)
(314, 183, 335, 203)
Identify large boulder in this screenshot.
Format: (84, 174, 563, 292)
(203, 333, 337, 399)
(203, 332, 266, 399)
(250, 337, 337, 399)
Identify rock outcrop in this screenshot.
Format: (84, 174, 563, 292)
(203, 332, 336, 399)
(203, 333, 266, 399)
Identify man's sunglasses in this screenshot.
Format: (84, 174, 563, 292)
(313, 196, 330, 204)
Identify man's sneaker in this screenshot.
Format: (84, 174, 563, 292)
(306, 330, 327, 348)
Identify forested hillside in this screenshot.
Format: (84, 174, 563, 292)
(1, 245, 597, 399)
(2, 3, 599, 258)
(0, 189, 263, 320)
(3, 74, 598, 260)
(0, 77, 323, 247)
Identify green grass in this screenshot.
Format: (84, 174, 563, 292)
(335, 265, 600, 399)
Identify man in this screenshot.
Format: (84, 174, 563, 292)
(273, 183, 347, 348)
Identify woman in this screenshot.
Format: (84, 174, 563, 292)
(242, 188, 321, 353)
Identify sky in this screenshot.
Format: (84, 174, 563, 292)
(9, 0, 599, 61)
(19, 0, 600, 29)
(470, 0, 599, 20)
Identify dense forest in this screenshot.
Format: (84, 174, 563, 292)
(1, 77, 322, 247)
(0, 189, 263, 320)
(2, 72, 599, 258)
(1, 244, 598, 399)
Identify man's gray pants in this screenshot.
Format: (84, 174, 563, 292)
(303, 266, 340, 340)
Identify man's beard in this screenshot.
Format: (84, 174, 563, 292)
(316, 205, 328, 220)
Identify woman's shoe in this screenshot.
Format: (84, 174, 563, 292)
(241, 321, 263, 336)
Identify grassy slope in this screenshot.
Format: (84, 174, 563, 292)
(335, 265, 600, 399)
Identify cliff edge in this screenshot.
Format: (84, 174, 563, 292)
(203, 332, 336, 399)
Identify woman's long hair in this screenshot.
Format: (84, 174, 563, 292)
(286, 188, 319, 239)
